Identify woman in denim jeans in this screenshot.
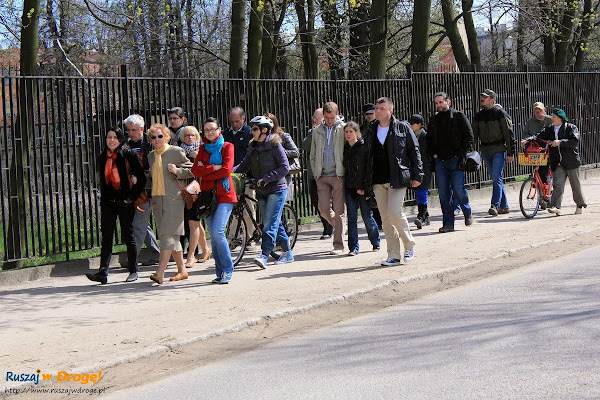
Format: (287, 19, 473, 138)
(342, 121, 380, 256)
(233, 115, 294, 269)
(192, 118, 237, 284)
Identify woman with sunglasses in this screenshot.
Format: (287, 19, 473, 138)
(233, 116, 294, 269)
(86, 127, 146, 284)
(191, 118, 237, 284)
(147, 124, 194, 284)
(167, 107, 187, 145)
(179, 126, 210, 267)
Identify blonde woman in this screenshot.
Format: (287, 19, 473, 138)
(179, 126, 211, 267)
(147, 124, 194, 284)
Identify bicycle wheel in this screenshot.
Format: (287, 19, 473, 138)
(226, 213, 247, 266)
(270, 204, 299, 260)
(519, 177, 540, 219)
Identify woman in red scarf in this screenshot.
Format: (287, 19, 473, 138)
(86, 127, 146, 284)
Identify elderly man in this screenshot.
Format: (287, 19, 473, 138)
(122, 114, 160, 267)
(523, 102, 552, 184)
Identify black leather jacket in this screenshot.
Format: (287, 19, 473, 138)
(364, 115, 424, 189)
(525, 123, 581, 170)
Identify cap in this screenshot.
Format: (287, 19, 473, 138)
(408, 114, 424, 125)
(362, 103, 375, 114)
(533, 102, 545, 110)
(480, 89, 497, 99)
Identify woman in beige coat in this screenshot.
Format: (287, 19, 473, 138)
(147, 124, 194, 284)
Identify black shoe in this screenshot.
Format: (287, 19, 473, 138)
(319, 234, 332, 240)
(86, 273, 107, 284)
(465, 214, 473, 226)
(423, 215, 431, 226)
(373, 245, 380, 251)
(414, 216, 423, 229)
(125, 272, 138, 282)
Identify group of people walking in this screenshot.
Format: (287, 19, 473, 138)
(86, 89, 588, 286)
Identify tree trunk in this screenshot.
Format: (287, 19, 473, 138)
(7, 0, 41, 266)
(440, 0, 472, 71)
(410, 0, 431, 72)
(539, 0, 556, 67)
(147, 0, 162, 76)
(516, 0, 525, 69)
(553, 1, 578, 69)
(229, 0, 245, 78)
(574, 0, 594, 71)
(247, 0, 264, 79)
(369, 0, 388, 78)
(461, 0, 481, 69)
(348, 0, 370, 79)
(295, 0, 318, 79)
(320, 0, 343, 79)
(261, 1, 275, 78)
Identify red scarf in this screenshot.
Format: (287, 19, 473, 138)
(104, 151, 121, 190)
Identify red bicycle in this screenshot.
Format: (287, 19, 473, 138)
(518, 141, 553, 218)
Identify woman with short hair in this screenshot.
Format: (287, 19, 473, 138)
(147, 124, 194, 284)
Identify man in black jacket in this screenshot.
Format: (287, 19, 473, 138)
(364, 97, 423, 266)
(426, 92, 474, 233)
(521, 108, 587, 215)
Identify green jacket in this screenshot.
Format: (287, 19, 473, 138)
(310, 120, 346, 179)
(472, 104, 516, 157)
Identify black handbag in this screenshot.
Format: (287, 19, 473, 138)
(458, 151, 481, 173)
(193, 181, 218, 219)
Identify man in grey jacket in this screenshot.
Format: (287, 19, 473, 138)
(310, 102, 346, 255)
(473, 89, 516, 216)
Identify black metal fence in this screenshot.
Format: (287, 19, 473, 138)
(1, 71, 599, 264)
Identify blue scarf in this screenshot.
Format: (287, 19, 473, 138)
(203, 134, 230, 192)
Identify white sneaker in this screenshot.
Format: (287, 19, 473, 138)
(555, 208, 562, 216)
(548, 207, 558, 214)
(329, 249, 344, 256)
(381, 257, 402, 267)
(575, 207, 583, 215)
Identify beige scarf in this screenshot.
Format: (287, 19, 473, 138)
(151, 144, 170, 196)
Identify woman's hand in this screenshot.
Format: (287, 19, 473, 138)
(213, 165, 222, 170)
(196, 160, 204, 167)
(167, 163, 178, 174)
(189, 150, 198, 159)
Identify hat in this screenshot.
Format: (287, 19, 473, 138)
(552, 108, 568, 122)
(362, 103, 375, 114)
(408, 114, 424, 125)
(533, 102, 545, 110)
(480, 89, 497, 99)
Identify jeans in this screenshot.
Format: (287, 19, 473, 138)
(482, 152, 509, 209)
(205, 202, 234, 278)
(257, 189, 290, 256)
(550, 165, 586, 209)
(434, 157, 472, 228)
(99, 201, 137, 276)
(345, 189, 380, 252)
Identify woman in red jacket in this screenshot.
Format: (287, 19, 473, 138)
(191, 117, 237, 284)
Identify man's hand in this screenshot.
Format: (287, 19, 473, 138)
(357, 189, 365, 195)
(130, 176, 137, 185)
(551, 140, 560, 147)
(520, 139, 528, 148)
(507, 156, 514, 163)
(433, 154, 438, 158)
(411, 180, 420, 187)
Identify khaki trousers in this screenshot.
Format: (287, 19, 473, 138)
(316, 176, 346, 250)
(373, 183, 415, 259)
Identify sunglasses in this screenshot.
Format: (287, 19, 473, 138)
(251, 127, 261, 132)
(150, 135, 164, 140)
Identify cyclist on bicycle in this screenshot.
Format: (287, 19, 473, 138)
(233, 116, 295, 268)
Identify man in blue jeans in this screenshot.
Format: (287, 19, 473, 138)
(472, 89, 516, 216)
(426, 92, 474, 233)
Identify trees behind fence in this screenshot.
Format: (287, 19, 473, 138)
(1, 70, 599, 265)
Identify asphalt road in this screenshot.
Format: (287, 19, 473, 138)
(104, 246, 600, 400)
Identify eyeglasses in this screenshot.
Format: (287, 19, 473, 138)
(150, 135, 164, 140)
(251, 127, 261, 132)
(203, 128, 219, 134)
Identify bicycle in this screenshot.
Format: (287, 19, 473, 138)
(226, 173, 299, 266)
(518, 141, 553, 219)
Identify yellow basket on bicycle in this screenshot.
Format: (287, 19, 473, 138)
(518, 153, 548, 166)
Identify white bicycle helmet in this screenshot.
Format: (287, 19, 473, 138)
(249, 115, 274, 130)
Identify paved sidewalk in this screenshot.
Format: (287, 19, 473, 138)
(2, 172, 599, 386)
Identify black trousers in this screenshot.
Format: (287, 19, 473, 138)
(99, 201, 137, 276)
(309, 178, 333, 235)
